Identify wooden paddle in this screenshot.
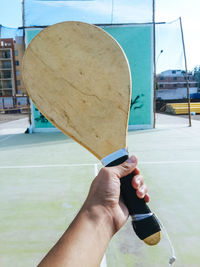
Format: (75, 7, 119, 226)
(22, 21, 161, 245)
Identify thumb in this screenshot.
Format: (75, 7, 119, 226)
(111, 155, 138, 178)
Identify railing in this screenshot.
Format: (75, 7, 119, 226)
(0, 51, 11, 59)
(0, 68, 12, 71)
(2, 63, 12, 69)
(0, 89, 13, 97)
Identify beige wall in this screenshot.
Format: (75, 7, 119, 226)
(14, 39, 26, 95)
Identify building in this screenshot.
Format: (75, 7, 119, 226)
(156, 70, 198, 100)
(0, 37, 25, 98)
(157, 70, 198, 90)
(0, 38, 16, 97)
(14, 36, 26, 95)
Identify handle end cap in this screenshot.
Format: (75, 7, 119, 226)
(132, 214, 161, 245)
(143, 231, 161, 246)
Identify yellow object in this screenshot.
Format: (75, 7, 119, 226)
(166, 103, 200, 115)
(143, 232, 161, 246)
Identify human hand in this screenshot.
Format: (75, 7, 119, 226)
(38, 155, 150, 267)
(82, 155, 150, 236)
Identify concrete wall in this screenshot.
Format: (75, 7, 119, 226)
(15, 36, 26, 94)
(156, 87, 198, 100)
(0, 96, 27, 109)
(26, 24, 154, 132)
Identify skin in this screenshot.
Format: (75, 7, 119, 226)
(38, 155, 149, 267)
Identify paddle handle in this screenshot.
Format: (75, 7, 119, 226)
(106, 155, 161, 245)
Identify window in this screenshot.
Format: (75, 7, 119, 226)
(15, 60, 19, 66)
(16, 70, 20, 76)
(173, 84, 177, 88)
(3, 89, 12, 96)
(173, 77, 177, 80)
(17, 80, 21, 86)
(1, 50, 10, 58)
(5, 51, 11, 58)
(160, 76, 165, 80)
(15, 50, 18, 56)
(3, 70, 11, 78)
(172, 70, 176, 74)
(159, 84, 163, 88)
(4, 80, 12, 88)
(2, 61, 11, 69)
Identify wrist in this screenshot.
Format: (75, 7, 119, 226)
(81, 203, 116, 239)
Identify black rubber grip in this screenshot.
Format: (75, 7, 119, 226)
(106, 155, 161, 240)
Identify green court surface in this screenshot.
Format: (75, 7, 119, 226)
(0, 114, 200, 267)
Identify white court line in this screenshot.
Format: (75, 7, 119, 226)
(0, 163, 99, 169)
(140, 160, 200, 164)
(0, 160, 200, 169)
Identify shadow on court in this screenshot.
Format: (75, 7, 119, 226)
(0, 132, 72, 151)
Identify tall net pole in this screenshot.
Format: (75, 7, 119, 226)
(179, 17, 192, 127)
(153, 0, 156, 128)
(22, 0, 25, 41)
(22, 0, 32, 126)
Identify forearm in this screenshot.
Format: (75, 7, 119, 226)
(38, 157, 144, 267)
(38, 204, 114, 267)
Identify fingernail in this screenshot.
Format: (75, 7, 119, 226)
(139, 188, 145, 195)
(135, 178, 140, 185)
(126, 156, 136, 163)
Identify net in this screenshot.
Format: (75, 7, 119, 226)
(0, 25, 23, 38)
(0, 1, 193, 126)
(156, 19, 185, 74)
(24, 0, 153, 26)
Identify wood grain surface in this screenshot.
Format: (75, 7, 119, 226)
(22, 21, 131, 159)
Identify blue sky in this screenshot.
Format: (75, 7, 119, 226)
(0, 0, 199, 72)
(156, 0, 200, 72)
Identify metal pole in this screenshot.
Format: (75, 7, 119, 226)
(22, 0, 25, 41)
(153, 0, 156, 128)
(22, 0, 32, 126)
(156, 49, 163, 65)
(179, 17, 192, 127)
(2, 98, 5, 110)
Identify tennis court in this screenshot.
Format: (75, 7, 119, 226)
(0, 113, 200, 267)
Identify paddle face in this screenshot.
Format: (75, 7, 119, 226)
(23, 22, 162, 246)
(22, 21, 131, 159)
